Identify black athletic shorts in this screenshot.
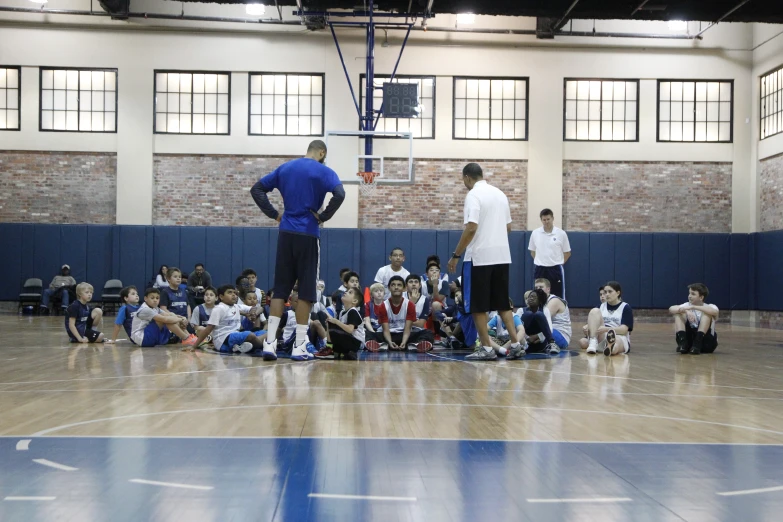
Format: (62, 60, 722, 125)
(463, 261, 511, 314)
(273, 230, 320, 303)
(685, 323, 718, 353)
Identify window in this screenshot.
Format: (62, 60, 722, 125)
(657, 80, 733, 142)
(761, 65, 783, 140)
(248, 73, 324, 136)
(0, 67, 20, 131)
(359, 75, 435, 138)
(564, 79, 638, 141)
(154, 71, 230, 134)
(40, 68, 117, 132)
(453, 77, 527, 140)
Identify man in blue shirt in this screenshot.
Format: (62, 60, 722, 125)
(250, 140, 345, 361)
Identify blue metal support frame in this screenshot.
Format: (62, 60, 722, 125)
(318, 5, 423, 173)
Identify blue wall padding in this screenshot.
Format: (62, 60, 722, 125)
(2, 223, 780, 311)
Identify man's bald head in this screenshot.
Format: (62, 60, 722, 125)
(306, 140, 327, 163)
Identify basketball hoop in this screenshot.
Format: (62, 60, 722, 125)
(357, 171, 379, 196)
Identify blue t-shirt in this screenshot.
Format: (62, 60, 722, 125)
(65, 300, 92, 340)
(160, 286, 189, 317)
(257, 157, 341, 238)
(115, 304, 140, 339)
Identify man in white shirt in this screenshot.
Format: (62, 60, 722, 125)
(528, 208, 572, 300)
(374, 248, 410, 300)
(447, 163, 525, 361)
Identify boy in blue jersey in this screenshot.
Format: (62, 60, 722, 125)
(107, 286, 140, 343)
(190, 286, 217, 347)
(251, 140, 346, 362)
(160, 267, 192, 331)
(65, 283, 105, 343)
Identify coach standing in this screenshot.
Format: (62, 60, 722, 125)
(528, 208, 571, 299)
(251, 140, 345, 362)
(447, 163, 524, 361)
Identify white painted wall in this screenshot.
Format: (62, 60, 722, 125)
(0, 13, 775, 231)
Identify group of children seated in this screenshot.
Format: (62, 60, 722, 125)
(61, 248, 719, 359)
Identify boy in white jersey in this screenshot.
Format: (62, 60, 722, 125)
(534, 278, 572, 351)
(374, 248, 410, 300)
(404, 274, 432, 329)
(319, 288, 366, 360)
(376, 276, 434, 352)
(580, 286, 606, 350)
(586, 281, 633, 356)
(131, 288, 198, 347)
(668, 283, 718, 355)
(193, 285, 275, 359)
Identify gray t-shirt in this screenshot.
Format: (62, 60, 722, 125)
(131, 303, 160, 345)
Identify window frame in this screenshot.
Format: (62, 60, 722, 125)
(358, 74, 436, 139)
(39, 66, 118, 134)
(153, 69, 232, 135)
(760, 64, 783, 141)
(452, 76, 529, 141)
(656, 79, 734, 143)
(562, 78, 640, 142)
(0, 66, 21, 132)
(247, 71, 325, 137)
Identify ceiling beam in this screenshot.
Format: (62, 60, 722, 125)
(695, 0, 752, 38)
(630, 0, 651, 17)
(552, 0, 581, 31)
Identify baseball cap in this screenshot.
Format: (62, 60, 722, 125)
(62, 264, 70, 270)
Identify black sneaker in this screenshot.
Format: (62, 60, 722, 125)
(676, 331, 688, 354)
(344, 351, 358, 361)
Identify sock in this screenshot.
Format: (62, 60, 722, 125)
(295, 324, 309, 347)
(536, 332, 546, 343)
(266, 316, 280, 343)
(483, 345, 493, 352)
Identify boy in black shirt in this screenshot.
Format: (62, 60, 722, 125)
(65, 283, 104, 343)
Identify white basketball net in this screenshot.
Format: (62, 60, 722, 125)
(357, 172, 378, 196)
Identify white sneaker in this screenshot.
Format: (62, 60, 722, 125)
(262, 340, 277, 361)
(234, 342, 253, 354)
(586, 339, 598, 355)
(291, 343, 313, 361)
(378, 343, 389, 351)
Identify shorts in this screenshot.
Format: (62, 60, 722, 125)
(69, 328, 102, 343)
(139, 323, 172, 347)
(221, 330, 267, 353)
(685, 323, 718, 353)
(599, 333, 630, 354)
(462, 261, 510, 314)
(329, 327, 362, 354)
(274, 230, 320, 303)
(552, 330, 570, 349)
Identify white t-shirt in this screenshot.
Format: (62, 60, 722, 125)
(208, 302, 242, 349)
(680, 302, 718, 335)
(131, 303, 160, 345)
(236, 302, 267, 324)
(529, 226, 571, 267)
(463, 180, 512, 266)
(374, 265, 410, 299)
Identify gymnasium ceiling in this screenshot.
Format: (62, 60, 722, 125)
(167, 0, 783, 24)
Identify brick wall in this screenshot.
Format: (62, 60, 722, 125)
(562, 161, 732, 232)
(760, 153, 783, 232)
(358, 159, 527, 229)
(0, 151, 116, 224)
(153, 154, 287, 226)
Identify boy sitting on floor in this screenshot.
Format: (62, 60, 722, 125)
(193, 285, 275, 359)
(107, 285, 140, 344)
(160, 267, 192, 332)
(130, 288, 198, 347)
(237, 287, 267, 331)
(276, 289, 327, 354)
(65, 282, 105, 344)
(376, 275, 434, 352)
(317, 288, 366, 360)
(364, 283, 387, 351)
(669, 283, 719, 355)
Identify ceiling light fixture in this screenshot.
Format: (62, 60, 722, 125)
(246, 4, 266, 16)
(28, 0, 48, 4)
(456, 13, 475, 25)
(668, 20, 687, 31)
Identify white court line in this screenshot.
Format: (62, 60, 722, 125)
(4, 496, 56, 501)
(717, 485, 783, 496)
(129, 478, 213, 491)
(16, 439, 31, 451)
(309, 493, 416, 502)
(527, 497, 632, 503)
(32, 459, 78, 471)
(29, 402, 783, 439)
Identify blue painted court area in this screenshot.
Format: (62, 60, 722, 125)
(3, 437, 783, 522)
